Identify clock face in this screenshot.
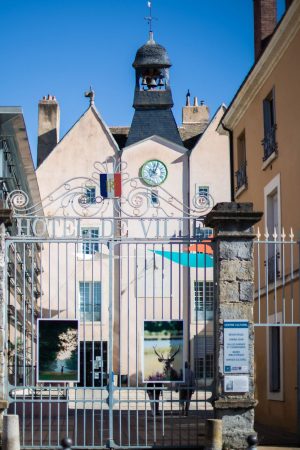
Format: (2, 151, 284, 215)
(141, 160, 168, 186)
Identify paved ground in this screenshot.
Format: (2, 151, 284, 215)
(8, 388, 300, 448)
(9, 402, 211, 448)
(255, 421, 300, 448)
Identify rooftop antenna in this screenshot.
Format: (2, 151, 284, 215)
(144, 1, 157, 41)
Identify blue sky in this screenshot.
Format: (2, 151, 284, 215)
(1, 0, 285, 165)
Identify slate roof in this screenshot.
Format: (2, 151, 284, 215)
(109, 126, 130, 149)
(109, 122, 207, 150)
(125, 109, 183, 148)
(133, 40, 171, 68)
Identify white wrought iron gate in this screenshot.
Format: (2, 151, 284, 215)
(5, 217, 215, 449)
(253, 230, 300, 442)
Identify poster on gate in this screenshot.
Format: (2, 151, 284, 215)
(37, 319, 80, 382)
(142, 320, 184, 383)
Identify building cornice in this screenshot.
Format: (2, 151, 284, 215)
(222, 0, 300, 130)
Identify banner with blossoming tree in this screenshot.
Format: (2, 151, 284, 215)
(37, 319, 79, 382)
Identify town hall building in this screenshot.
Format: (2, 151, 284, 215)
(35, 30, 230, 396)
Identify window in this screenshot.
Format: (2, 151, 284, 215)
(86, 187, 96, 204)
(79, 282, 101, 321)
(82, 228, 99, 255)
(194, 335, 214, 381)
(262, 88, 277, 161)
(195, 226, 213, 240)
(150, 190, 159, 206)
(0, 139, 13, 180)
(264, 175, 281, 283)
(195, 354, 214, 379)
(197, 186, 209, 199)
(269, 326, 280, 392)
(235, 131, 247, 190)
(195, 185, 210, 210)
(194, 281, 214, 321)
(267, 190, 280, 283)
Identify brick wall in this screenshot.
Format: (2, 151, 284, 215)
(254, 0, 277, 59)
(285, 0, 294, 9)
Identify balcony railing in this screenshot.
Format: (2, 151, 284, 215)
(235, 162, 247, 191)
(262, 124, 278, 161)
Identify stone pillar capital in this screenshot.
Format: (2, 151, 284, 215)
(204, 202, 263, 237)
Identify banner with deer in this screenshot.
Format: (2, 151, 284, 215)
(143, 320, 184, 383)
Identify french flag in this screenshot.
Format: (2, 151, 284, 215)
(100, 173, 122, 198)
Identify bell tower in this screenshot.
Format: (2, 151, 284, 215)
(132, 31, 174, 110)
(126, 29, 182, 147)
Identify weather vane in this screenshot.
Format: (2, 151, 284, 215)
(144, 1, 157, 37)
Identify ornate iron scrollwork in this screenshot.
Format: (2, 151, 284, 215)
(8, 157, 214, 219)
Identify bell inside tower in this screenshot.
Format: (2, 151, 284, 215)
(139, 69, 166, 91)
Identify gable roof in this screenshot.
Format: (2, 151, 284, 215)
(190, 104, 227, 152)
(38, 104, 120, 169)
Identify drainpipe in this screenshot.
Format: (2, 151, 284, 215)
(221, 123, 235, 202)
(187, 148, 191, 363)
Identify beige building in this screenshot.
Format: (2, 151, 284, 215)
(220, 0, 300, 436)
(36, 33, 230, 389)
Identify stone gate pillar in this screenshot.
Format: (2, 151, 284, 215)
(205, 202, 263, 449)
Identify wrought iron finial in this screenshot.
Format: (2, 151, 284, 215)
(256, 226, 261, 241)
(145, 1, 157, 40)
(84, 86, 95, 106)
(186, 89, 191, 106)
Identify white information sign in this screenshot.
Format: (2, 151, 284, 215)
(224, 375, 249, 393)
(224, 320, 249, 374)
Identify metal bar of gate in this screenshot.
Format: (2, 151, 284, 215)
(108, 240, 114, 449)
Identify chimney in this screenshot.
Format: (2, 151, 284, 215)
(182, 97, 209, 126)
(181, 93, 210, 148)
(253, 0, 277, 60)
(37, 95, 60, 167)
